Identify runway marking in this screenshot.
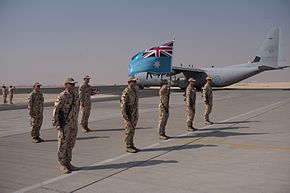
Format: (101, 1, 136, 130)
(13, 97, 290, 193)
(177, 139, 290, 152)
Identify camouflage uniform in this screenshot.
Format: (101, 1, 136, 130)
(28, 90, 44, 138)
(52, 90, 79, 166)
(8, 87, 15, 104)
(2, 87, 8, 104)
(185, 84, 196, 127)
(120, 85, 138, 148)
(158, 84, 170, 136)
(203, 82, 213, 122)
(79, 83, 98, 129)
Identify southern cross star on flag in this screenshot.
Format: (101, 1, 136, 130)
(128, 41, 174, 76)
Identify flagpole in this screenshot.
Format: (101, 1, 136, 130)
(167, 36, 175, 107)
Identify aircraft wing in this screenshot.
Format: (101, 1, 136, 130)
(172, 66, 205, 75)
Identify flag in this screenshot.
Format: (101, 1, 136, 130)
(128, 41, 174, 76)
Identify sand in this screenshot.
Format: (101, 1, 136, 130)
(225, 82, 290, 89)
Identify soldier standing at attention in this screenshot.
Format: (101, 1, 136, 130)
(28, 82, 44, 143)
(2, 85, 8, 104)
(79, 75, 100, 133)
(8, 85, 15, 104)
(203, 76, 214, 124)
(158, 79, 170, 140)
(52, 78, 79, 174)
(120, 77, 139, 153)
(185, 78, 198, 132)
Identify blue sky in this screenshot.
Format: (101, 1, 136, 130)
(0, 0, 289, 85)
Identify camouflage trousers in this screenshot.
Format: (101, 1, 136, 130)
(3, 95, 7, 104)
(186, 106, 195, 127)
(58, 125, 78, 165)
(204, 103, 213, 121)
(9, 94, 13, 104)
(158, 108, 169, 135)
(30, 116, 43, 138)
(80, 102, 91, 127)
(124, 113, 138, 148)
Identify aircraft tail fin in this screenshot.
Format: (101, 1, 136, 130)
(251, 27, 288, 69)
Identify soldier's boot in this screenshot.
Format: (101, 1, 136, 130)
(159, 134, 170, 140)
(67, 162, 79, 171)
(81, 125, 92, 133)
(126, 146, 138, 153)
(132, 146, 140, 152)
(188, 126, 198, 132)
(59, 164, 71, 174)
(32, 137, 40, 143)
(205, 119, 213, 125)
(37, 136, 45, 142)
(86, 127, 92, 132)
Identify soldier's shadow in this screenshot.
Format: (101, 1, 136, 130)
(80, 159, 178, 171)
(213, 120, 260, 124)
(89, 127, 153, 132)
(141, 144, 217, 152)
(200, 126, 249, 131)
(171, 127, 268, 139)
(43, 135, 110, 142)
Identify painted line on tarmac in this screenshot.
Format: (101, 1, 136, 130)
(13, 97, 290, 193)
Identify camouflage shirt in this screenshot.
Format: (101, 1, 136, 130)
(120, 86, 138, 120)
(28, 90, 44, 116)
(79, 83, 97, 104)
(203, 82, 213, 103)
(185, 85, 196, 107)
(159, 85, 170, 109)
(9, 87, 15, 96)
(52, 90, 79, 128)
(2, 88, 8, 96)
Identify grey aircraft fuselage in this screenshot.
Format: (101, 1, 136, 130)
(136, 28, 289, 90)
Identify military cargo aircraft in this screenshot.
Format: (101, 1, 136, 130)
(136, 28, 289, 89)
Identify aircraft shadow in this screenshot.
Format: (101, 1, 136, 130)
(80, 159, 178, 171)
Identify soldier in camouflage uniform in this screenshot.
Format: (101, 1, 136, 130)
(52, 78, 80, 174)
(120, 77, 139, 153)
(79, 75, 100, 133)
(2, 85, 8, 104)
(8, 86, 15, 104)
(28, 82, 44, 143)
(185, 78, 198, 132)
(158, 79, 170, 140)
(203, 76, 214, 124)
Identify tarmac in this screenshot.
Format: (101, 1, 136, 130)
(0, 88, 290, 193)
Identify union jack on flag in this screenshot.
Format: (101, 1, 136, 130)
(128, 40, 174, 76)
(143, 41, 173, 58)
